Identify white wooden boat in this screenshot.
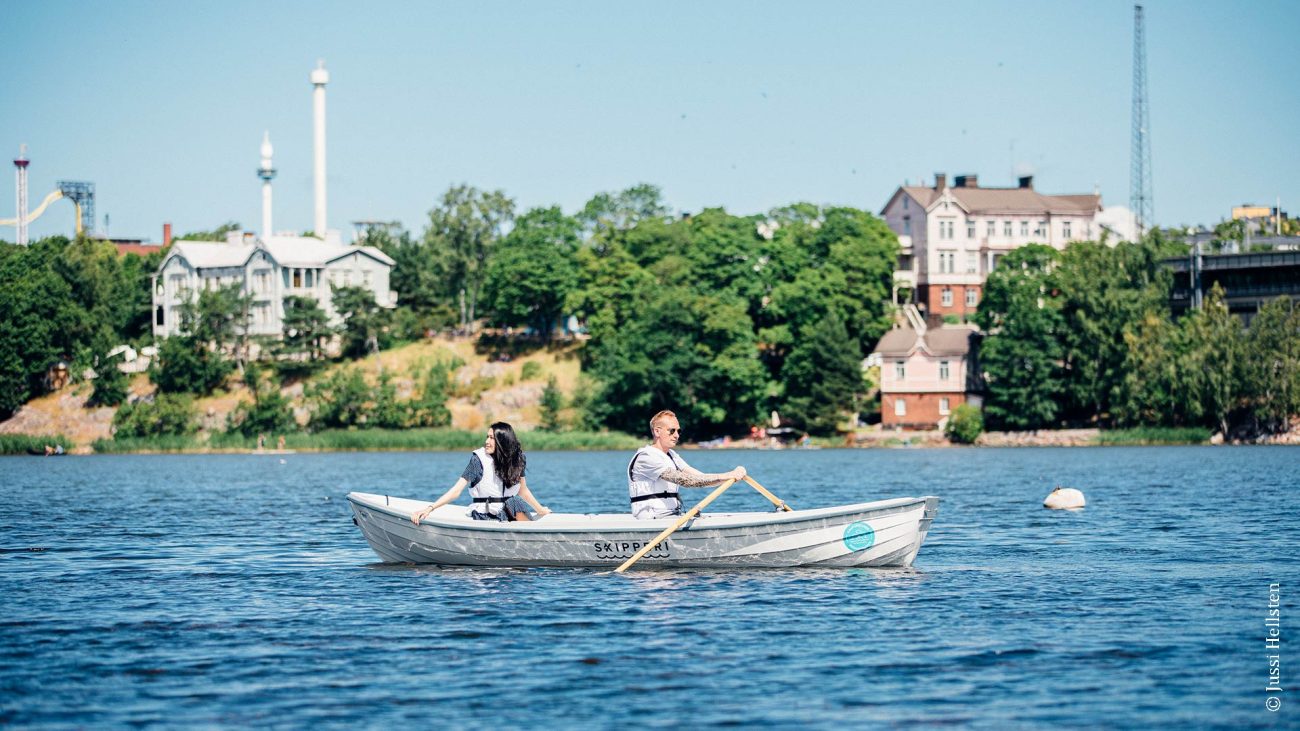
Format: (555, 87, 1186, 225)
(346, 492, 940, 569)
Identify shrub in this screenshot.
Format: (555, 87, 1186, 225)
(539, 375, 564, 431)
(520, 361, 543, 381)
(945, 403, 983, 444)
(226, 390, 297, 437)
(410, 361, 453, 427)
(113, 394, 198, 437)
(305, 366, 371, 430)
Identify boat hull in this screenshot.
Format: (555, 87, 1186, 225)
(346, 492, 939, 569)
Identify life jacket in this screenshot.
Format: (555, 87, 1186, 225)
(468, 447, 520, 516)
(627, 446, 684, 519)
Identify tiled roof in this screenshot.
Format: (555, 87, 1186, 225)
(900, 186, 1100, 215)
(872, 324, 976, 357)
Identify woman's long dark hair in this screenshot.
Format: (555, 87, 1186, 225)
(489, 422, 526, 487)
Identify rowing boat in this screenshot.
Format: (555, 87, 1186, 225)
(346, 491, 940, 569)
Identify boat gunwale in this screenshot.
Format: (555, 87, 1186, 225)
(347, 491, 936, 535)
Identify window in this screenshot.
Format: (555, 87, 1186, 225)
(966, 220, 975, 239)
(1004, 221, 1013, 238)
(940, 360, 950, 380)
(293, 269, 302, 288)
(903, 197, 909, 210)
(1020, 220, 1030, 237)
(966, 252, 978, 273)
(941, 287, 953, 307)
(1035, 220, 1047, 237)
(966, 288, 978, 307)
(1063, 221, 1072, 239)
(939, 397, 950, 415)
(903, 215, 911, 235)
(946, 220, 955, 239)
(937, 220, 954, 240)
(305, 269, 314, 288)
(939, 250, 955, 273)
(363, 271, 372, 287)
(895, 361, 906, 381)
(987, 220, 996, 238)
(1086, 223, 1093, 239)
(895, 399, 907, 416)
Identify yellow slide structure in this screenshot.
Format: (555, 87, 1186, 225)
(0, 189, 66, 227)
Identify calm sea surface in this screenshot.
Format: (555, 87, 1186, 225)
(1, 447, 1296, 729)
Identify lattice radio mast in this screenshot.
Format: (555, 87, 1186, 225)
(1130, 4, 1154, 240)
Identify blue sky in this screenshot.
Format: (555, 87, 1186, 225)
(2, 0, 1297, 243)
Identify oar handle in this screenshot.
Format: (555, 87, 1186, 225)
(744, 475, 792, 511)
(615, 477, 737, 573)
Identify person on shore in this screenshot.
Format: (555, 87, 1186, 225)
(411, 422, 552, 524)
(627, 410, 746, 519)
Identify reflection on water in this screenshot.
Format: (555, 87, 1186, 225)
(1, 447, 1297, 727)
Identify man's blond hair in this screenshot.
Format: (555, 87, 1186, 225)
(649, 409, 677, 436)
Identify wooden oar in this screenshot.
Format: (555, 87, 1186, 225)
(743, 475, 793, 512)
(615, 477, 737, 573)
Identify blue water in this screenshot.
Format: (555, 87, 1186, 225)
(1, 447, 1296, 728)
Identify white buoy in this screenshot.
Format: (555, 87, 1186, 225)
(1044, 487, 1086, 510)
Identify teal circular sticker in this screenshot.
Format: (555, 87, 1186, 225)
(843, 521, 875, 552)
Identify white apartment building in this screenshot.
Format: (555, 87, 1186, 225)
(152, 230, 396, 338)
(880, 173, 1102, 318)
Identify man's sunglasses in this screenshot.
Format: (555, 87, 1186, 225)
(661, 427, 681, 435)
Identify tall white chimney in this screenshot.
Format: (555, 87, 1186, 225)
(310, 60, 329, 237)
(258, 131, 276, 240)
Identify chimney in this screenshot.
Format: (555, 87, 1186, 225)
(162, 222, 173, 247)
(955, 174, 978, 188)
(1018, 175, 1034, 189)
(934, 173, 947, 190)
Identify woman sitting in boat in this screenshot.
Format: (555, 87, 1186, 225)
(411, 422, 552, 524)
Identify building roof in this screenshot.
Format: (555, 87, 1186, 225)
(163, 235, 394, 271)
(872, 324, 976, 357)
(895, 185, 1101, 216)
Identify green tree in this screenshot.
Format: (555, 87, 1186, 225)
(482, 206, 580, 338)
(539, 375, 564, 431)
(422, 185, 515, 328)
(1181, 285, 1244, 435)
(225, 360, 296, 437)
(409, 361, 453, 428)
(1240, 297, 1300, 435)
(332, 285, 390, 359)
(280, 295, 333, 366)
(151, 283, 248, 395)
(88, 349, 129, 407)
(174, 222, 241, 242)
(945, 403, 984, 444)
(112, 393, 198, 437)
(0, 241, 82, 416)
(1056, 240, 1172, 425)
(588, 286, 765, 437)
(306, 366, 372, 430)
(578, 183, 671, 241)
(975, 244, 1065, 430)
(779, 311, 862, 435)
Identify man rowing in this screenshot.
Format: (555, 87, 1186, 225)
(627, 409, 746, 519)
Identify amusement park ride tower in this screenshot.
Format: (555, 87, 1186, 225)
(13, 145, 29, 245)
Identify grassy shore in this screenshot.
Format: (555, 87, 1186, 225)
(0, 433, 75, 455)
(90, 428, 642, 454)
(1094, 427, 1212, 446)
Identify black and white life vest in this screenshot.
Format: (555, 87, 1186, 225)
(627, 446, 684, 519)
(468, 447, 519, 516)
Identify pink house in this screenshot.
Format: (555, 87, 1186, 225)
(873, 314, 981, 430)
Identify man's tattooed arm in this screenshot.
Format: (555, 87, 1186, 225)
(661, 469, 730, 488)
